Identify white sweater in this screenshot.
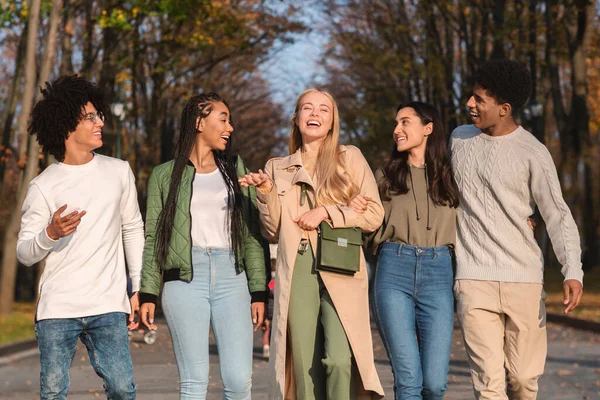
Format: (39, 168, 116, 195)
(17, 154, 145, 320)
(450, 125, 583, 284)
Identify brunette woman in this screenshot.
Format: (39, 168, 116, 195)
(369, 102, 459, 400)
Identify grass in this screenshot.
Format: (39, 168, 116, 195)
(0, 267, 597, 346)
(544, 265, 600, 322)
(0, 302, 36, 346)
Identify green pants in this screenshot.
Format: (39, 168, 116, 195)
(287, 245, 355, 400)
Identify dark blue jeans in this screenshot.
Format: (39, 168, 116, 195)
(35, 312, 136, 400)
(372, 243, 454, 400)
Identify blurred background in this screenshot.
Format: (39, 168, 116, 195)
(0, 0, 598, 345)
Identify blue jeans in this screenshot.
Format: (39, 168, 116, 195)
(35, 312, 136, 400)
(162, 247, 253, 400)
(372, 243, 454, 400)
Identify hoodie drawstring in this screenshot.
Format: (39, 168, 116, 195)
(409, 164, 432, 231)
(424, 164, 431, 230)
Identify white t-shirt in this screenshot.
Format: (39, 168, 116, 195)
(16, 154, 144, 320)
(190, 169, 231, 249)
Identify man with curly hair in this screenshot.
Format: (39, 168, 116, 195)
(16, 75, 143, 400)
(449, 59, 583, 399)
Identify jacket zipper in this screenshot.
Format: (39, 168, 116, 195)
(188, 167, 195, 282)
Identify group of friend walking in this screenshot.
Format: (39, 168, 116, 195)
(17, 58, 584, 400)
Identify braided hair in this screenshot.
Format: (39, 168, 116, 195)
(155, 93, 245, 267)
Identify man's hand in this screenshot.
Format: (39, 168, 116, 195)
(348, 194, 373, 214)
(251, 302, 265, 332)
(139, 302, 157, 330)
(293, 207, 329, 230)
(128, 292, 140, 330)
(46, 204, 86, 240)
(563, 279, 583, 314)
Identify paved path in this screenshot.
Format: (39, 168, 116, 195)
(1, 320, 598, 399)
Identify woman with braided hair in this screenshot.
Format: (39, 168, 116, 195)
(139, 93, 268, 399)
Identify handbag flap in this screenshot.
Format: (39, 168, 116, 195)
(319, 222, 362, 245)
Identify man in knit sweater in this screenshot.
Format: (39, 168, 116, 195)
(17, 75, 144, 400)
(450, 60, 583, 399)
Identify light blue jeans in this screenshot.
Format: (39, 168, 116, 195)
(162, 247, 253, 400)
(35, 312, 135, 400)
(372, 243, 454, 400)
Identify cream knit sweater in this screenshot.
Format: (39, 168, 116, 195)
(450, 125, 583, 284)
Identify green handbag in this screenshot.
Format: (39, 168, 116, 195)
(301, 184, 362, 276)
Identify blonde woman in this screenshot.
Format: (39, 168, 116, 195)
(240, 89, 385, 400)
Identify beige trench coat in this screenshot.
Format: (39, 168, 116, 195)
(256, 145, 385, 400)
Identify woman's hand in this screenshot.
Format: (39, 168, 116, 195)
(238, 169, 273, 193)
(348, 194, 373, 214)
(251, 302, 265, 332)
(293, 206, 329, 230)
(139, 302, 158, 331)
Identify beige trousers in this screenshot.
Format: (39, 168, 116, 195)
(455, 280, 547, 400)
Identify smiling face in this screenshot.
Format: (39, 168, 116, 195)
(393, 107, 432, 156)
(296, 91, 334, 145)
(197, 101, 234, 151)
(466, 83, 507, 132)
(64, 102, 104, 155)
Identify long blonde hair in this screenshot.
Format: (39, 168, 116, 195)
(289, 88, 359, 206)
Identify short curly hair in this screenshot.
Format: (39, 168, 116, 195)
(29, 75, 108, 161)
(475, 59, 532, 114)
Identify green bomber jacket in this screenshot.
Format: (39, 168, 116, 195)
(139, 156, 268, 305)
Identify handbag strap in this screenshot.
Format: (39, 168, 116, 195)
(298, 183, 317, 242)
(300, 183, 314, 210)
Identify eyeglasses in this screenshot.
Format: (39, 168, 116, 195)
(82, 112, 104, 124)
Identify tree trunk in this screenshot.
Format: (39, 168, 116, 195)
(59, 0, 74, 76)
(81, 1, 95, 78)
(148, 71, 165, 164)
(0, 0, 42, 317)
(546, 0, 567, 139)
(0, 0, 62, 317)
(160, 101, 174, 163)
(98, 25, 118, 102)
(444, 9, 457, 132)
(528, 0, 544, 143)
(15, 1, 42, 165)
(130, 18, 143, 176)
(490, 0, 506, 59)
(568, 1, 598, 268)
(0, 26, 27, 192)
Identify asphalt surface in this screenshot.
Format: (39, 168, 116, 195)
(1, 318, 599, 399)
